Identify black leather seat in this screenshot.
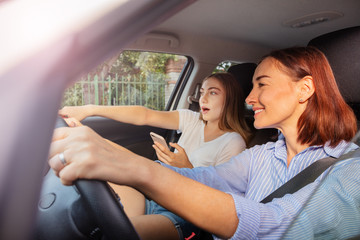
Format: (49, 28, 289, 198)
(308, 26, 360, 128)
(227, 63, 278, 147)
(227, 63, 257, 100)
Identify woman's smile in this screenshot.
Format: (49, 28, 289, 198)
(246, 57, 301, 130)
(253, 108, 264, 117)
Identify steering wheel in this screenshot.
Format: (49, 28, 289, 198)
(35, 117, 140, 240)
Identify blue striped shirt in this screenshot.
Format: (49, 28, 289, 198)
(283, 157, 360, 239)
(162, 134, 358, 239)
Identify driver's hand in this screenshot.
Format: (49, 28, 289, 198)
(48, 126, 137, 186)
(152, 142, 193, 168)
(62, 117, 83, 127)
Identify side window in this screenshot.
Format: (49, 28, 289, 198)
(62, 51, 188, 110)
(213, 61, 238, 73)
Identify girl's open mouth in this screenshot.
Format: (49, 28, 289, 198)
(202, 107, 210, 114)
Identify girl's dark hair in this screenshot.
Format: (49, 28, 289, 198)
(263, 46, 357, 146)
(200, 72, 251, 145)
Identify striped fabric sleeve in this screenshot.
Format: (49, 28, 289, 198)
(223, 182, 317, 239)
(283, 158, 360, 239)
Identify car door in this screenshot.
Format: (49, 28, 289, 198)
(0, 0, 196, 239)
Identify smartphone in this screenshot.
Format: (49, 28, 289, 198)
(150, 132, 169, 150)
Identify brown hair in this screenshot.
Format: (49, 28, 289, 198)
(200, 72, 252, 145)
(263, 46, 357, 146)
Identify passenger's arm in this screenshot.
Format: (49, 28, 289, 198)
(59, 105, 179, 130)
(65, 117, 133, 153)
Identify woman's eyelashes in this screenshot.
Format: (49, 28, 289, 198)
(257, 82, 267, 88)
(258, 81, 265, 86)
(200, 90, 219, 96)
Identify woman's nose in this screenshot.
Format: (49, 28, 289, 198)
(245, 88, 256, 105)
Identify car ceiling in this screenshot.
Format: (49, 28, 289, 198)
(128, 0, 360, 64)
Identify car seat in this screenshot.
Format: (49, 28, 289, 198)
(308, 26, 360, 128)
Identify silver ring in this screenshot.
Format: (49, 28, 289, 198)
(58, 152, 66, 165)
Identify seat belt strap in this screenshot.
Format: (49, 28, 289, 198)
(261, 149, 359, 203)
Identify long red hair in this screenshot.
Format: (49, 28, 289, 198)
(264, 46, 357, 146)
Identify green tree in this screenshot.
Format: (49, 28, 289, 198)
(62, 51, 182, 110)
(110, 51, 176, 78)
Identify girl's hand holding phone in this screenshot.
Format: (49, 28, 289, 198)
(152, 141, 193, 168)
(150, 132, 169, 150)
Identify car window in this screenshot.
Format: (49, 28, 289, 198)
(213, 60, 238, 73)
(62, 50, 188, 111)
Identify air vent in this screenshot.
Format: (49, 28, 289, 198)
(283, 11, 343, 28)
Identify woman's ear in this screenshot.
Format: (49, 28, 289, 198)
(298, 75, 315, 103)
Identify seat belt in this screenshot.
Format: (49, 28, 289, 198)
(261, 148, 360, 203)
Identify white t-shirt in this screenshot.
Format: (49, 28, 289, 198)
(176, 109, 246, 167)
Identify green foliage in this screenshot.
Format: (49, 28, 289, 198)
(135, 51, 176, 75)
(110, 51, 141, 76)
(110, 51, 177, 77)
(61, 51, 183, 110)
(61, 82, 83, 107)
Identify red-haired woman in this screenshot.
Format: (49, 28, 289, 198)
(49, 46, 358, 239)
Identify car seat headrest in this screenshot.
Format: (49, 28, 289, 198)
(227, 63, 257, 98)
(308, 26, 360, 103)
